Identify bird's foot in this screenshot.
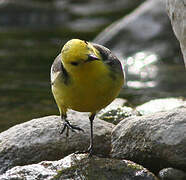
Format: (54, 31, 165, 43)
(60, 120, 84, 135)
(75, 146, 93, 157)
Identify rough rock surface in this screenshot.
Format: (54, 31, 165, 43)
(158, 167, 186, 180)
(111, 106, 186, 173)
(0, 153, 158, 180)
(0, 113, 114, 174)
(166, 0, 186, 66)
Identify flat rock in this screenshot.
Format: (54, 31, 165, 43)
(136, 98, 186, 115)
(0, 113, 114, 174)
(111, 106, 186, 173)
(0, 153, 158, 180)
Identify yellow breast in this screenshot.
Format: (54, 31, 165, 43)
(52, 60, 124, 113)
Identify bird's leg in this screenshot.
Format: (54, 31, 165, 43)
(87, 113, 95, 157)
(60, 114, 84, 137)
(75, 113, 95, 157)
(60, 114, 67, 135)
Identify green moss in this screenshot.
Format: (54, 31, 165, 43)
(127, 162, 143, 170)
(50, 155, 158, 180)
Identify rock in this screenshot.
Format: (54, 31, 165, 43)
(166, 0, 186, 66)
(0, 153, 158, 180)
(158, 168, 186, 180)
(98, 98, 140, 125)
(0, 113, 114, 174)
(111, 106, 186, 173)
(94, 0, 182, 61)
(136, 98, 186, 115)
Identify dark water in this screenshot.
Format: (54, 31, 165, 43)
(1, 1, 186, 133)
(0, 29, 56, 132)
(0, 26, 107, 132)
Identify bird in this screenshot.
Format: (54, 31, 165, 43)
(50, 39, 124, 156)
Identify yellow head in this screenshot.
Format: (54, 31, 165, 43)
(61, 39, 101, 71)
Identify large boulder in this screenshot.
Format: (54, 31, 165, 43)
(111, 106, 186, 173)
(0, 113, 114, 174)
(0, 153, 158, 180)
(166, 0, 186, 66)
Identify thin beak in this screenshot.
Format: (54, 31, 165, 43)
(86, 54, 100, 62)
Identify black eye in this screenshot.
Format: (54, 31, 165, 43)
(70, 61, 79, 66)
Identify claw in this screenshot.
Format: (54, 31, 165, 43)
(60, 120, 84, 135)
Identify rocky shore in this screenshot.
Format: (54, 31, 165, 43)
(0, 0, 186, 179)
(0, 98, 186, 179)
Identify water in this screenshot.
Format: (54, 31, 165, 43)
(0, 0, 132, 132)
(0, 29, 57, 132)
(1, 1, 185, 133)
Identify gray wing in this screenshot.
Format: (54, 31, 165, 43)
(50, 54, 69, 85)
(92, 43, 124, 76)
